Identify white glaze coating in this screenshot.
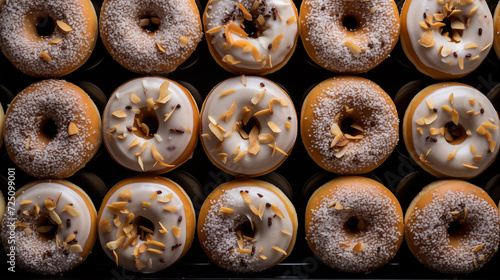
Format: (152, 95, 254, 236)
(200, 185, 294, 273)
(205, 0, 297, 72)
(200, 76, 297, 177)
(98, 181, 190, 273)
(0, 181, 95, 275)
(405, 0, 493, 76)
(410, 85, 500, 178)
(0, 0, 97, 77)
(103, 77, 196, 173)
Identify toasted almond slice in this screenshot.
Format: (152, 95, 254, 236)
(353, 243, 366, 252)
(158, 193, 173, 203)
(218, 153, 228, 164)
(45, 198, 56, 211)
(426, 100, 434, 110)
(179, 36, 190, 47)
(238, 3, 253, 21)
(40, 52, 51, 61)
(156, 42, 166, 53)
(106, 236, 126, 250)
(240, 191, 252, 204)
(158, 221, 168, 234)
(442, 105, 453, 112)
(458, 58, 464, 70)
(272, 246, 287, 255)
(344, 40, 361, 55)
(249, 204, 260, 217)
(286, 15, 296, 24)
(282, 229, 292, 235)
(490, 140, 496, 153)
(447, 147, 458, 161)
(172, 226, 181, 238)
(112, 111, 127, 118)
(69, 244, 83, 253)
(268, 121, 281, 133)
(135, 259, 146, 271)
(163, 206, 177, 213)
(470, 144, 477, 154)
(20, 200, 32, 205)
(482, 122, 499, 130)
(222, 54, 241, 65)
(209, 123, 224, 141)
(449, 93, 454, 104)
(463, 163, 478, 169)
(258, 133, 275, 143)
(36, 225, 55, 233)
(418, 29, 435, 47)
(206, 26, 223, 34)
(270, 204, 285, 219)
(220, 207, 234, 214)
(419, 21, 429, 30)
(452, 109, 459, 125)
(56, 20, 72, 32)
(237, 249, 252, 254)
(67, 122, 79, 136)
(254, 108, 271, 116)
(62, 204, 80, 217)
(424, 113, 438, 125)
(473, 244, 485, 252)
(270, 34, 283, 52)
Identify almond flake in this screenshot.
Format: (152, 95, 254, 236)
(48, 38, 63, 44)
(344, 40, 361, 55)
(442, 105, 453, 112)
(222, 54, 241, 65)
(240, 191, 252, 204)
(465, 43, 478, 49)
(69, 244, 83, 253)
(158, 193, 173, 203)
(268, 121, 281, 133)
(100, 218, 112, 233)
(426, 100, 434, 110)
(40, 52, 51, 61)
(106, 236, 126, 250)
(218, 153, 228, 163)
(56, 20, 72, 32)
(163, 206, 177, 213)
(452, 109, 459, 125)
(418, 29, 435, 47)
(286, 15, 296, 24)
(424, 113, 438, 125)
(458, 58, 464, 70)
(179, 36, 190, 47)
(172, 226, 181, 238)
(112, 111, 127, 118)
(220, 207, 234, 214)
(67, 122, 78, 136)
(61, 204, 80, 217)
(207, 26, 223, 34)
(353, 243, 366, 252)
(130, 93, 141, 104)
(238, 3, 253, 21)
(258, 133, 275, 143)
(270, 204, 285, 219)
(270, 34, 283, 51)
(473, 244, 485, 252)
(272, 246, 287, 255)
(157, 42, 166, 53)
(447, 147, 458, 161)
(463, 163, 478, 169)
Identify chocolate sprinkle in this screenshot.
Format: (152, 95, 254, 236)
(257, 193, 263, 198)
(172, 243, 182, 250)
(157, 190, 162, 194)
(170, 127, 185, 133)
(178, 216, 183, 222)
(268, 217, 272, 226)
(265, 202, 271, 207)
(67, 219, 71, 228)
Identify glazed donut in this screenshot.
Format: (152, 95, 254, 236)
(400, 0, 494, 80)
(305, 176, 404, 273)
(299, 0, 400, 74)
(97, 175, 195, 273)
(403, 82, 500, 179)
(4, 79, 102, 179)
(103, 76, 199, 173)
(199, 76, 297, 177)
(301, 76, 399, 174)
(0, 180, 97, 275)
(405, 180, 500, 274)
(100, 0, 203, 74)
(0, 0, 98, 77)
(198, 179, 297, 273)
(203, 0, 298, 75)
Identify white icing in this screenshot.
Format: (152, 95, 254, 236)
(200, 185, 294, 272)
(103, 77, 196, 172)
(411, 85, 500, 178)
(205, 0, 297, 71)
(406, 0, 493, 76)
(98, 181, 189, 273)
(200, 76, 297, 177)
(1, 181, 95, 275)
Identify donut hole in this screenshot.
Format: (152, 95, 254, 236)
(235, 215, 256, 238)
(133, 216, 155, 240)
(342, 16, 359, 32)
(447, 220, 470, 243)
(35, 14, 55, 37)
(139, 15, 161, 33)
(41, 118, 59, 139)
(444, 121, 467, 145)
(344, 216, 366, 234)
(340, 117, 364, 137)
(36, 213, 59, 240)
(133, 107, 159, 139)
(241, 116, 260, 136)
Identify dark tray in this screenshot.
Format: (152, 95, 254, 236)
(1, 0, 500, 279)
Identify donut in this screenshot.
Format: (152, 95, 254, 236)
(494, 1, 500, 60)
(301, 76, 399, 175)
(97, 175, 196, 273)
(405, 180, 500, 274)
(305, 176, 404, 273)
(0, 102, 4, 148)
(199, 76, 297, 177)
(0, 180, 97, 275)
(103, 76, 199, 173)
(0, 188, 4, 223)
(4, 79, 102, 179)
(299, 0, 400, 74)
(100, 0, 203, 74)
(203, 0, 298, 75)
(0, 0, 98, 77)
(403, 82, 500, 179)
(197, 179, 297, 273)
(400, 0, 494, 80)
